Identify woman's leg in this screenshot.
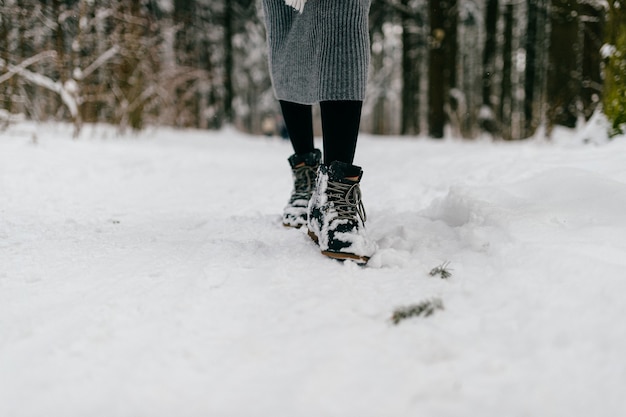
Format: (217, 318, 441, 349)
(307, 100, 374, 263)
(279, 100, 314, 155)
(320, 100, 363, 166)
(279, 100, 321, 228)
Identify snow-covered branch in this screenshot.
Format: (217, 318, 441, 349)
(74, 45, 120, 81)
(1, 57, 78, 118)
(0, 51, 58, 85)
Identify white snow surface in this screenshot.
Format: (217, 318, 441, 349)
(1, 122, 626, 416)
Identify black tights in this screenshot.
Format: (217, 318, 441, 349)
(279, 100, 363, 166)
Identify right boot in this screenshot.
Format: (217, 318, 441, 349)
(282, 149, 322, 228)
(307, 161, 376, 264)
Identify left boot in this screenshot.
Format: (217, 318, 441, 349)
(283, 149, 322, 228)
(307, 161, 376, 264)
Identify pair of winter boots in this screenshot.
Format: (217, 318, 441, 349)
(282, 149, 376, 264)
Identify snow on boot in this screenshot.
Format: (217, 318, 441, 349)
(283, 149, 322, 228)
(307, 161, 376, 264)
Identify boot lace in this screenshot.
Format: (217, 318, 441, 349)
(290, 165, 317, 202)
(326, 180, 367, 223)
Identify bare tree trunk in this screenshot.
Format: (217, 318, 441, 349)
(580, 3, 604, 121)
(400, 1, 422, 135)
(547, 0, 579, 132)
(428, 0, 452, 138)
(524, 0, 550, 138)
(0, 3, 12, 113)
(457, 6, 480, 139)
(480, 0, 499, 136)
(52, 0, 65, 83)
(524, 0, 538, 138)
(223, 0, 234, 124)
(499, 3, 513, 140)
(444, 0, 457, 103)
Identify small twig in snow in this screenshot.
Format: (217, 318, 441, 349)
(430, 261, 453, 279)
(391, 298, 444, 325)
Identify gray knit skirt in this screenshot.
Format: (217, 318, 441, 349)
(262, 0, 371, 104)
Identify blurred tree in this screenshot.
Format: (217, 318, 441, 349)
(603, 0, 626, 136)
(579, 2, 604, 122)
(399, 0, 424, 135)
(428, 0, 456, 138)
(546, 0, 580, 132)
(499, 3, 513, 139)
(480, 0, 498, 136)
(523, 0, 551, 138)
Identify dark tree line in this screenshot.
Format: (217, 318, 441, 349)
(1, 0, 624, 139)
(381, 0, 608, 139)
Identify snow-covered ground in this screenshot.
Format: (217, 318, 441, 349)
(1, 122, 625, 417)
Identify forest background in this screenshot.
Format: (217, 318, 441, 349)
(0, 0, 625, 140)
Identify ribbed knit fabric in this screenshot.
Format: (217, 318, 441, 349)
(262, 0, 371, 104)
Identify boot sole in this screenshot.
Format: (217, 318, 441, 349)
(308, 229, 369, 265)
(307, 229, 319, 244)
(321, 250, 369, 265)
(283, 223, 304, 229)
